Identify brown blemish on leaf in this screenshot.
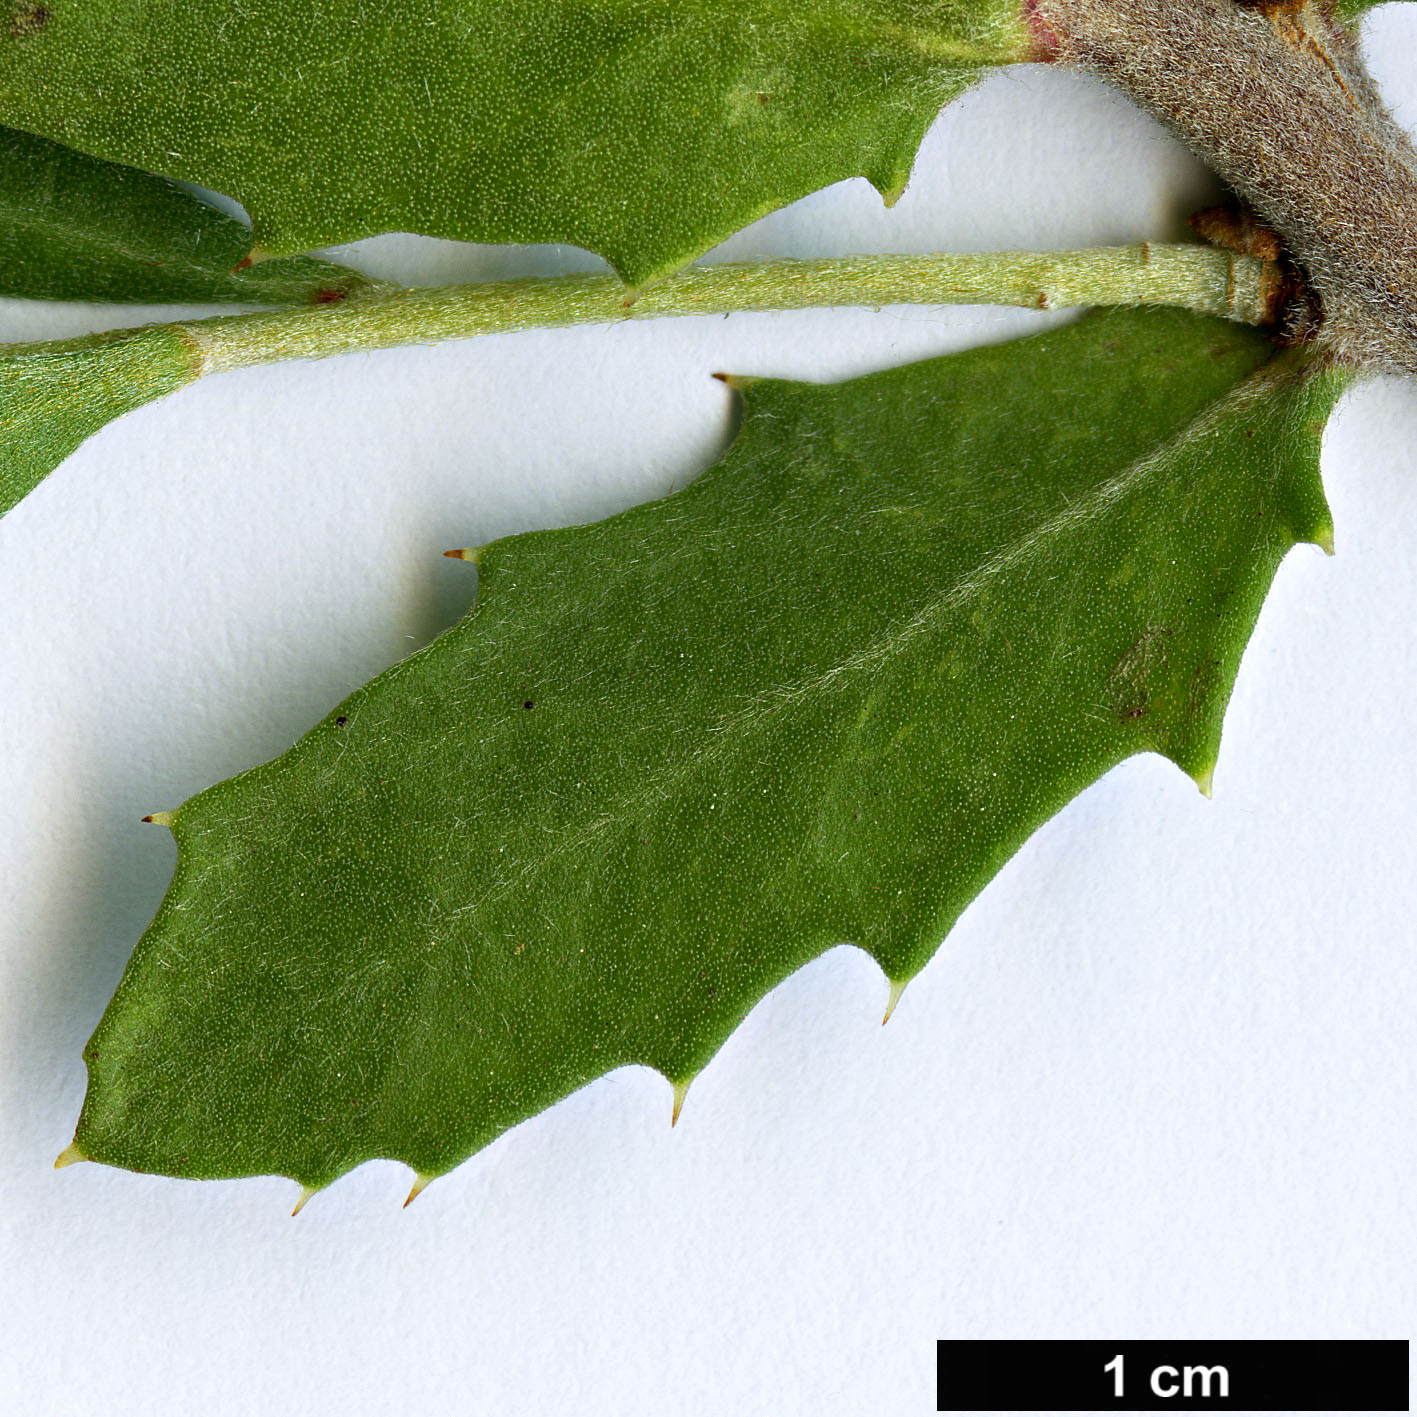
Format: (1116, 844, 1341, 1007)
(7, 2, 49, 38)
(1107, 626, 1174, 724)
(313, 287, 350, 304)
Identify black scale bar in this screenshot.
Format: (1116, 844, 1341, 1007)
(937, 1339, 1410, 1412)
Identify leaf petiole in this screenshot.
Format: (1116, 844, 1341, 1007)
(175, 244, 1282, 376)
(0, 244, 1286, 524)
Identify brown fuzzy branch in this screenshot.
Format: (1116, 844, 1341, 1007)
(1034, 0, 1417, 373)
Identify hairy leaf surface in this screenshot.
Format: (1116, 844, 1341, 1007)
(0, 327, 200, 520)
(72, 310, 1342, 1194)
(0, 0, 1028, 287)
(1332, 0, 1407, 23)
(0, 126, 375, 304)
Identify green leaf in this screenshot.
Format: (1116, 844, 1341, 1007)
(0, 0, 1029, 287)
(0, 125, 376, 304)
(1330, 0, 1406, 23)
(70, 309, 1343, 1195)
(0, 326, 200, 521)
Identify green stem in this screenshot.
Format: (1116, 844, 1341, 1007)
(178, 244, 1278, 376)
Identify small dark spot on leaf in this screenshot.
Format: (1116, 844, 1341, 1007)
(523, 700, 535, 710)
(313, 286, 349, 304)
(756, 91, 771, 104)
(335, 715, 348, 728)
(8, 2, 50, 38)
(1245, 427, 1256, 438)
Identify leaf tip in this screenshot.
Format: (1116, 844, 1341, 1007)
(141, 811, 176, 828)
(53, 1141, 87, 1170)
(290, 1185, 319, 1217)
(882, 977, 910, 1026)
(403, 1172, 434, 1209)
(443, 546, 481, 564)
(1191, 762, 1216, 800)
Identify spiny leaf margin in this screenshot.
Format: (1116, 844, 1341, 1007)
(70, 309, 1343, 1195)
(0, 0, 1029, 287)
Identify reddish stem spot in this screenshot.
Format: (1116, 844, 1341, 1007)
(1022, 0, 1062, 61)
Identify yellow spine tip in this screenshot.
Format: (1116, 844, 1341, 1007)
(1192, 763, 1216, 800)
(291, 1185, 318, 1217)
(403, 1173, 434, 1208)
(443, 547, 481, 564)
(670, 1077, 693, 1128)
(141, 811, 176, 828)
(53, 1141, 87, 1170)
(882, 977, 909, 1025)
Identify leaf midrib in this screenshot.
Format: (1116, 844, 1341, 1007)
(426, 375, 1274, 930)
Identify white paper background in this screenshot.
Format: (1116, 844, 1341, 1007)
(3, 10, 1416, 1415)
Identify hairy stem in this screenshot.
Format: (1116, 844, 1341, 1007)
(163, 245, 1277, 376)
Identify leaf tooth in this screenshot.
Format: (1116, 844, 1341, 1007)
(141, 811, 176, 828)
(1311, 521, 1336, 557)
(53, 1141, 87, 1170)
(710, 371, 758, 393)
(670, 1077, 694, 1128)
(237, 243, 281, 269)
(1191, 761, 1216, 800)
(881, 977, 911, 1026)
(875, 175, 908, 210)
(290, 1185, 320, 1217)
(402, 1173, 435, 1209)
(443, 547, 481, 565)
